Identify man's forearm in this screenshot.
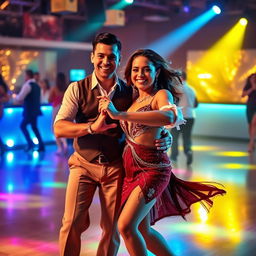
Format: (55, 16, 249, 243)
(54, 120, 92, 138)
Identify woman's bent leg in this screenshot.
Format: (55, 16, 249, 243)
(139, 215, 174, 256)
(118, 186, 156, 256)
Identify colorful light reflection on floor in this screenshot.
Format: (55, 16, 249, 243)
(0, 139, 256, 256)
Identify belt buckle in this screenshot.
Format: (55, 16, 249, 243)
(98, 154, 109, 165)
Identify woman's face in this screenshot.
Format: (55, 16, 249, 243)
(131, 55, 157, 92)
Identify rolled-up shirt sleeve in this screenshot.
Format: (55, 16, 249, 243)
(15, 82, 31, 102)
(54, 82, 80, 124)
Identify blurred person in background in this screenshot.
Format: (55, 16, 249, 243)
(0, 74, 10, 155)
(170, 70, 198, 165)
(14, 69, 45, 152)
(40, 78, 51, 104)
(242, 73, 256, 153)
(34, 71, 42, 86)
(48, 72, 68, 155)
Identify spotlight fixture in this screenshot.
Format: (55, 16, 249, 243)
(6, 139, 14, 148)
(239, 18, 248, 26)
(124, 0, 134, 4)
(212, 5, 221, 14)
(182, 0, 190, 13)
(206, 0, 223, 14)
(183, 6, 190, 13)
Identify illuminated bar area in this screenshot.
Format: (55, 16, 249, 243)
(0, 105, 54, 149)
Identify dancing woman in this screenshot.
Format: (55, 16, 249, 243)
(99, 49, 226, 256)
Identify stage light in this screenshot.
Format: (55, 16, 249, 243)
(198, 73, 212, 79)
(124, 0, 134, 3)
(6, 139, 14, 147)
(188, 20, 247, 104)
(33, 151, 39, 158)
(6, 152, 14, 162)
(0, 0, 9, 10)
(147, 8, 218, 57)
(7, 183, 14, 192)
(183, 6, 190, 13)
(6, 108, 13, 114)
(33, 138, 39, 145)
(182, 0, 190, 13)
(212, 5, 221, 14)
(239, 18, 248, 26)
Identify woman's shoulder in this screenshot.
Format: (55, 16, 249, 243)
(151, 89, 174, 110)
(154, 89, 173, 100)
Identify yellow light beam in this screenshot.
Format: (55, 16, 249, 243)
(188, 20, 248, 103)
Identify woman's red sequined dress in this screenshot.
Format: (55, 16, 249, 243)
(120, 104, 226, 225)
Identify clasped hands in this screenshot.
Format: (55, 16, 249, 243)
(98, 96, 120, 119)
(97, 96, 172, 151)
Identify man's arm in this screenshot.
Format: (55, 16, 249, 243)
(54, 120, 90, 138)
(54, 82, 117, 138)
(54, 113, 117, 138)
(13, 82, 31, 104)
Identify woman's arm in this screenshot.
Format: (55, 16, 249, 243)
(99, 89, 177, 127)
(242, 87, 254, 97)
(242, 78, 256, 97)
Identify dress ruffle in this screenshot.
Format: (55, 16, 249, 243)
(121, 139, 226, 225)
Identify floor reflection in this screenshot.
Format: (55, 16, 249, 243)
(0, 138, 256, 256)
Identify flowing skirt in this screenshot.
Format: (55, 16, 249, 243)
(121, 139, 226, 225)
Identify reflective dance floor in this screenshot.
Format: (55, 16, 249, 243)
(0, 137, 256, 256)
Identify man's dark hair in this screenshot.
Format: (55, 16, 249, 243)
(92, 32, 122, 52)
(25, 69, 34, 79)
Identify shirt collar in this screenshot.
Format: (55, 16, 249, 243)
(91, 71, 120, 90)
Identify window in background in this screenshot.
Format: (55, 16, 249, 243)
(70, 69, 86, 82)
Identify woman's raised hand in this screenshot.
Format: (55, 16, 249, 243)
(98, 96, 120, 119)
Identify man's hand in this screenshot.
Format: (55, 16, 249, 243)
(90, 111, 117, 133)
(155, 129, 173, 151)
(98, 96, 119, 119)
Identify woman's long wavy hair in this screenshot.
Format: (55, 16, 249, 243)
(124, 49, 182, 103)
